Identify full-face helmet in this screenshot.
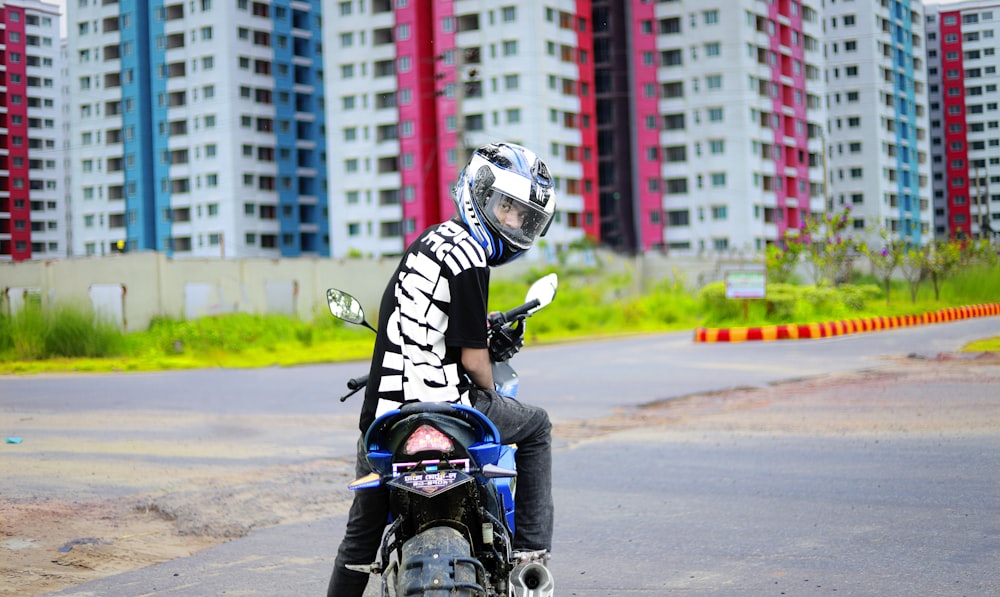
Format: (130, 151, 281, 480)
(453, 143, 557, 265)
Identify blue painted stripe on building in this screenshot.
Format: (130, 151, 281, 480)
(309, 0, 330, 256)
(273, 1, 298, 257)
(892, 0, 921, 245)
(272, 0, 329, 257)
(120, 0, 170, 254)
(150, 1, 171, 254)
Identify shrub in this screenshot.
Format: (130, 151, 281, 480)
(0, 303, 125, 361)
(45, 304, 126, 358)
(838, 284, 882, 311)
(697, 282, 742, 324)
(763, 283, 799, 322)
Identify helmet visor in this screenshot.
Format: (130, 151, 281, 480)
(482, 190, 553, 250)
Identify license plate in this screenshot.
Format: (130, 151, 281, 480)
(388, 470, 473, 497)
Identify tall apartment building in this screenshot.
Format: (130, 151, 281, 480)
(593, 0, 827, 254)
(926, 0, 1000, 241)
(323, 0, 596, 258)
(66, 0, 328, 258)
(823, 0, 932, 247)
(0, 0, 66, 262)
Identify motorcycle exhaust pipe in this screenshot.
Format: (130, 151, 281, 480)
(510, 562, 554, 597)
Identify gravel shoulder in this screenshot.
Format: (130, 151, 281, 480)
(2, 353, 998, 596)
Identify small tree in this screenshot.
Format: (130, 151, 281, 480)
(861, 227, 901, 305)
(765, 234, 806, 283)
(966, 238, 1000, 268)
(924, 241, 961, 300)
(804, 207, 856, 286)
(898, 247, 926, 303)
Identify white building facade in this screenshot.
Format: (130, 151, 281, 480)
(322, 0, 595, 259)
(824, 0, 933, 247)
(626, 0, 827, 254)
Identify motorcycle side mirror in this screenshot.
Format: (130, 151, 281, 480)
(525, 273, 558, 314)
(326, 289, 377, 332)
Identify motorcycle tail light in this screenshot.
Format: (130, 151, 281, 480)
(403, 425, 454, 455)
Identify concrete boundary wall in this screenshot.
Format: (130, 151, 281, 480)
(1, 253, 400, 331)
(0, 250, 762, 331)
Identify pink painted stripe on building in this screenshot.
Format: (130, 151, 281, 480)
(631, 0, 662, 250)
(767, 2, 789, 238)
(397, 3, 445, 246)
(768, 1, 811, 237)
(576, 0, 600, 241)
(787, 6, 810, 227)
(432, 2, 460, 229)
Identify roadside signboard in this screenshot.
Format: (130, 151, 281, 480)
(725, 270, 767, 300)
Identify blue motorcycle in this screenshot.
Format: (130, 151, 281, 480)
(326, 274, 558, 597)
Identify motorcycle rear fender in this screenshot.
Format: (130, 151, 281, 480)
(364, 403, 504, 476)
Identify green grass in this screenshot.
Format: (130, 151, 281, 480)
(962, 336, 1000, 352)
(0, 303, 127, 361)
(2, 263, 998, 375)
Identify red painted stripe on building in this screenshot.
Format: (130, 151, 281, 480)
(940, 10, 970, 240)
(2, 4, 32, 261)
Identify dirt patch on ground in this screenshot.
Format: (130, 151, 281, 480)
(554, 352, 1000, 444)
(3, 353, 998, 596)
(1, 497, 217, 595)
(1, 456, 358, 597)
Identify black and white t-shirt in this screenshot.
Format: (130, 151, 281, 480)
(359, 219, 490, 432)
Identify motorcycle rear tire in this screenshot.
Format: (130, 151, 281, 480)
(396, 527, 483, 597)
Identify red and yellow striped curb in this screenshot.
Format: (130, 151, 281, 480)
(694, 303, 1000, 343)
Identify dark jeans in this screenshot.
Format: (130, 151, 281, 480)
(326, 391, 553, 597)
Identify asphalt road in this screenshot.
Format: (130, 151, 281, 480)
(3, 316, 997, 596)
(4, 315, 996, 419)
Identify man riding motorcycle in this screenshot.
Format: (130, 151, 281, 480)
(327, 142, 558, 596)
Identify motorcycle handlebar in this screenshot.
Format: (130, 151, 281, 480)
(343, 299, 538, 399)
(492, 299, 540, 327)
(347, 374, 369, 391)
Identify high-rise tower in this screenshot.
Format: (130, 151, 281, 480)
(66, 0, 328, 258)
